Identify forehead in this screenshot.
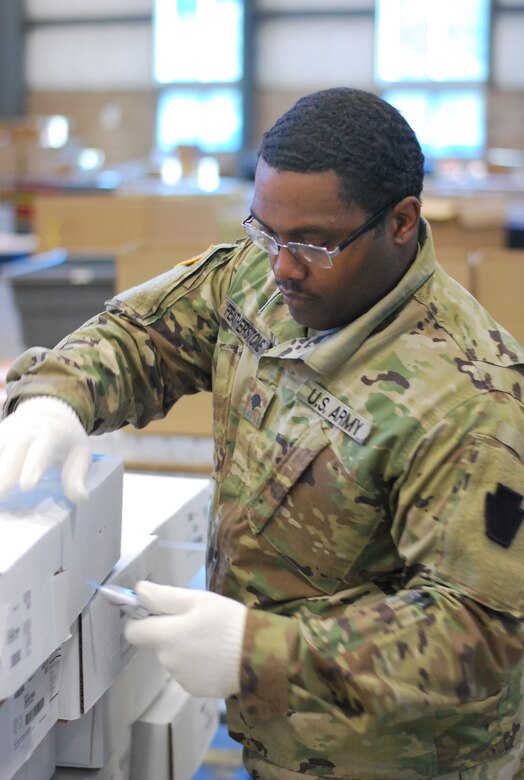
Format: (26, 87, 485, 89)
(252, 159, 353, 231)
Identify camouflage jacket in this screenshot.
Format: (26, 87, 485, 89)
(5, 221, 524, 779)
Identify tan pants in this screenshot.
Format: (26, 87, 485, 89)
(243, 740, 524, 780)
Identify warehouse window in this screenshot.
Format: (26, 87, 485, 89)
(375, 0, 490, 162)
(154, 0, 244, 154)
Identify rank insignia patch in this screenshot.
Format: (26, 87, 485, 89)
(239, 376, 275, 429)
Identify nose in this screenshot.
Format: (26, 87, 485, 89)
(270, 246, 307, 282)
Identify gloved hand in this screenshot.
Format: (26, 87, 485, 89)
(0, 396, 91, 503)
(124, 581, 248, 699)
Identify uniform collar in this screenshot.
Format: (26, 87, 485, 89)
(263, 218, 437, 376)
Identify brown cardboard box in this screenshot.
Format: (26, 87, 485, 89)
(470, 248, 524, 346)
(147, 196, 219, 248)
(427, 218, 505, 250)
(115, 245, 205, 292)
(436, 247, 472, 290)
(31, 187, 235, 440)
(0, 115, 71, 182)
(33, 193, 149, 254)
(115, 245, 215, 439)
(423, 195, 506, 251)
(129, 393, 213, 438)
(33, 187, 247, 257)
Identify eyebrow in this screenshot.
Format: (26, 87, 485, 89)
(249, 209, 275, 233)
(249, 209, 335, 242)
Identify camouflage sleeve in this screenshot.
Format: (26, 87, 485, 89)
(4, 244, 239, 433)
(238, 394, 524, 731)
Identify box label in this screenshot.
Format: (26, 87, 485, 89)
(0, 587, 33, 683)
(8, 649, 61, 759)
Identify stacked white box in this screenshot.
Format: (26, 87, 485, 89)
(58, 534, 159, 720)
(55, 646, 168, 770)
(0, 651, 60, 780)
(6, 470, 215, 779)
(121, 474, 211, 587)
(130, 679, 219, 780)
(0, 454, 123, 700)
(11, 727, 56, 780)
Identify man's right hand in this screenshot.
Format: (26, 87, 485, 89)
(0, 396, 91, 503)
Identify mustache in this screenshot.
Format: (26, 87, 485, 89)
(276, 279, 305, 295)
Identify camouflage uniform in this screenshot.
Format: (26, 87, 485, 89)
(5, 220, 524, 779)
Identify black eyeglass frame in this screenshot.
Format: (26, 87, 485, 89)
(242, 200, 397, 269)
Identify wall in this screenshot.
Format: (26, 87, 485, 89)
(15, 1, 524, 167)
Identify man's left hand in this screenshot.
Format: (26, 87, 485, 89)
(124, 581, 248, 699)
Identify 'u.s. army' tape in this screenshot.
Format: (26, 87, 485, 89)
(298, 380, 372, 444)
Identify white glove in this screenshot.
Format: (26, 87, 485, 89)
(125, 581, 248, 699)
(0, 396, 90, 503)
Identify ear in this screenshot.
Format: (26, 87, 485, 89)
(390, 196, 421, 246)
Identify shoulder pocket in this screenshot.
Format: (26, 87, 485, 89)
(108, 243, 237, 322)
(435, 435, 524, 619)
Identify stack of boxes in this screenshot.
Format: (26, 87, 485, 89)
(9, 183, 251, 454)
(422, 194, 524, 345)
(0, 115, 89, 235)
(0, 457, 218, 780)
(31, 186, 249, 262)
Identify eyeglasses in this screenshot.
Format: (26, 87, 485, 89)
(242, 201, 395, 269)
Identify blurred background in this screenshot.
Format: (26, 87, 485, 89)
(1, 0, 524, 438)
(1, 0, 523, 184)
(1, 5, 524, 779)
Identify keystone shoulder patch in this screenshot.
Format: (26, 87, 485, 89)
(485, 483, 524, 548)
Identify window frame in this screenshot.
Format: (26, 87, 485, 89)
(374, 0, 492, 164)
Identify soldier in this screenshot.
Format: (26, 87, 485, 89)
(1, 88, 523, 779)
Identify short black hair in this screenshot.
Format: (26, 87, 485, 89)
(258, 87, 425, 214)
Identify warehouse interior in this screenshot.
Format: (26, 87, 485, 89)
(1, 1, 524, 779)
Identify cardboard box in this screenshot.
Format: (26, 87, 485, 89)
(428, 219, 506, 251)
(33, 187, 247, 257)
(126, 392, 213, 439)
(130, 679, 219, 780)
(0, 454, 123, 700)
(11, 727, 56, 780)
(53, 711, 132, 780)
(85, 427, 214, 475)
(470, 248, 524, 346)
(58, 534, 158, 720)
(56, 645, 168, 769)
(121, 474, 211, 587)
(436, 247, 472, 290)
(0, 115, 71, 184)
(53, 740, 131, 780)
(33, 193, 149, 256)
(115, 245, 204, 293)
(0, 650, 61, 780)
(146, 195, 219, 249)
(116, 244, 217, 439)
(423, 195, 506, 251)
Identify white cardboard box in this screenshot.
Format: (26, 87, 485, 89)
(57, 534, 158, 720)
(121, 474, 211, 587)
(55, 645, 169, 769)
(0, 650, 61, 780)
(53, 717, 132, 780)
(130, 679, 219, 780)
(11, 727, 56, 780)
(0, 455, 123, 700)
(53, 737, 131, 780)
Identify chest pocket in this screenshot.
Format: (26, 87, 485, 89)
(244, 424, 387, 595)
